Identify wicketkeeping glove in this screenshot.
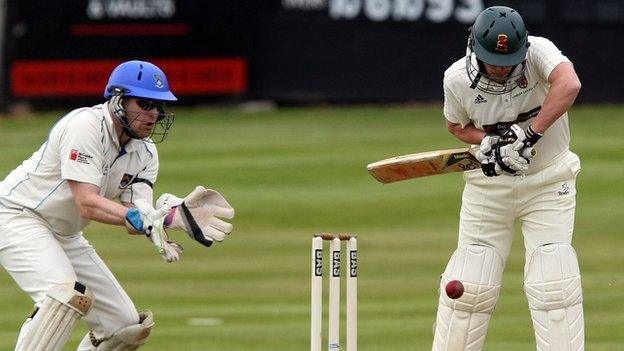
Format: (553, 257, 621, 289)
(156, 186, 235, 247)
(125, 200, 183, 263)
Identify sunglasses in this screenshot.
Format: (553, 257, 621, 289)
(136, 99, 166, 111)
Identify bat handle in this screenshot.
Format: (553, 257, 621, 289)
(521, 147, 536, 159)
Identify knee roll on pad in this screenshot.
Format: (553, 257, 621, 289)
(433, 245, 504, 351)
(439, 245, 505, 312)
(16, 281, 94, 351)
(91, 309, 154, 351)
(524, 243, 584, 350)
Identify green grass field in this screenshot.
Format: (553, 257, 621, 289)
(0, 104, 622, 350)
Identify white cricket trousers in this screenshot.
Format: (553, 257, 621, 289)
(0, 209, 139, 346)
(458, 149, 581, 262)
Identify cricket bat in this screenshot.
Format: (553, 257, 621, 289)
(367, 145, 481, 184)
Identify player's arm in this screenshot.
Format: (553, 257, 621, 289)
(446, 121, 486, 145)
(69, 180, 182, 262)
(530, 62, 581, 134)
(447, 121, 505, 176)
(68, 180, 128, 225)
(443, 78, 484, 145)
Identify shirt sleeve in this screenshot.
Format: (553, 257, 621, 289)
(528, 37, 572, 82)
(443, 81, 470, 128)
(58, 113, 104, 187)
(119, 145, 159, 204)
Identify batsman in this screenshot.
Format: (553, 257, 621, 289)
(0, 60, 235, 350)
(434, 6, 584, 350)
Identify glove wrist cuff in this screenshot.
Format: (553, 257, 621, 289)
(525, 125, 543, 147)
(164, 207, 177, 227)
(125, 208, 144, 235)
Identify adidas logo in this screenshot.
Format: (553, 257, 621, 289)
(474, 95, 487, 104)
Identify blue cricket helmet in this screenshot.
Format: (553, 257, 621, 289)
(104, 60, 177, 101)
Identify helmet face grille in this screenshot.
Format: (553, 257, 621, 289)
(108, 92, 175, 143)
(465, 52, 526, 95)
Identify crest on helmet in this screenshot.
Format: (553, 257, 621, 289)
(153, 74, 164, 89)
(495, 34, 509, 53)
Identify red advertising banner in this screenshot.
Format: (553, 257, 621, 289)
(11, 58, 247, 97)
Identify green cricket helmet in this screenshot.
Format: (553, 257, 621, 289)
(465, 6, 530, 94)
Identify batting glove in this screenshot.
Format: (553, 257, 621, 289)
(493, 124, 536, 176)
(477, 134, 502, 177)
(522, 125, 544, 148)
(476, 134, 499, 162)
(481, 154, 502, 177)
(156, 186, 235, 247)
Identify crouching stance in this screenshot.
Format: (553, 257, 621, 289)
(0, 59, 235, 351)
(15, 281, 155, 351)
(433, 5, 584, 350)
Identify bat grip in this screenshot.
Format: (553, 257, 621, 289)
(521, 147, 536, 159)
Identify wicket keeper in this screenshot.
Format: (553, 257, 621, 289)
(0, 60, 235, 350)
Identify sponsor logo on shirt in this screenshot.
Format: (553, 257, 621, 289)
(69, 149, 93, 164)
(512, 81, 538, 98)
(482, 106, 542, 134)
(70, 149, 79, 161)
(474, 94, 487, 104)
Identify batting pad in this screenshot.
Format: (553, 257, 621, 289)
(524, 243, 584, 350)
(17, 282, 94, 351)
(433, 245, 504, 351)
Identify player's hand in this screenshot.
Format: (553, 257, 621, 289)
(147, 214, 183, 263)
(481, 154, 502, 177)
(494, 124, 534, 175)
(156, 186, 235, 247)
(125, 200, 184, 262)
(515, 125, 540, 165)
(477, 134, 504, 177)
(477, 134, 502, 177)
(476, 134, 498, 162)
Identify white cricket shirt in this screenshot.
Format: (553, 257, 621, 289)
(0, 102, 159, 235)
(443, 36, 573, 169)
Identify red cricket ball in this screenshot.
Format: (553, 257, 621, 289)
(445, 280, 464, 299)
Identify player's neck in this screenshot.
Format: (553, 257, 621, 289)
(119, 133, 131, 148)
(112, 117, 131, 147)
